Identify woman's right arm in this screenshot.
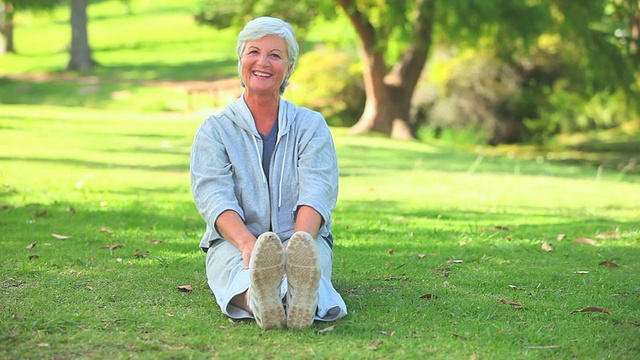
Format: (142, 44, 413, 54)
(216, 210, 256, 269)
(191, 117, 255, 265)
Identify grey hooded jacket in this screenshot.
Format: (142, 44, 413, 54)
(190, 96, 338, 251)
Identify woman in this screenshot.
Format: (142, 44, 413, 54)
(190, 16, 348, 329)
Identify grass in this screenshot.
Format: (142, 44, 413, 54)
(1, 1, 639, 358)
(1, 105, 639, 359)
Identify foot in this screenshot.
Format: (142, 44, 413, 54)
(249, 232, 285, 329)
(285, 231, 321, 329)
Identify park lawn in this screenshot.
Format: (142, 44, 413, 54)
(0, 104, 639, 359)
(1, 0, 639, 358)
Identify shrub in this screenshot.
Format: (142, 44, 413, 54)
(285, 48, 364, 127)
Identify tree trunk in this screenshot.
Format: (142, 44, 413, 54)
(67, 0, 96, 70)
(0, 3, 15, 54)
(336, 0, 435, 139)
(626, 0, 639, 55)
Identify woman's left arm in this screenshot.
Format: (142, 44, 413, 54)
(294, 111, 339, 238)
(294, 205, 322, 238)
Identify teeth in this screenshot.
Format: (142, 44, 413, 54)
(253, 71, 271, 77)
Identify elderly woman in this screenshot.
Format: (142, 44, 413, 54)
(190, 16, 348, 329)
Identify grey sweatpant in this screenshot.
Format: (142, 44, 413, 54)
(205, 235, 348, 321)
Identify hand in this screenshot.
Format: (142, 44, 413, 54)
(240, 242, 255, 269)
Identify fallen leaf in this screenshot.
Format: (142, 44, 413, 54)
(459, 240, 467, 246)
(150, 239, 164, 244)
(99, 201, 109, 207)
(12, 314, 27, 319)
(452, 333, 467, 339)
(575, 238, 600, 246)
(571, 306, 612, 315)
(318, 325, 336, 333)
(116, 258, 123, 262)
(166, 313, 174, 317)
(595, 232, 620, 239)
(505, 235, 513, 241)
(28, 255, 39, 260)
(386, 248, 394, 254)
(51, 233, 72, 240)
(66, 207, 77, 213)
(134, 249, 150, 258)
(557, 234, 566, 241)
(573, 271, 589, 275)
(35, 210, 47, 218)
(101, 244, 123, 250)
(102, 318, 125, 324)
(417, 253, 425, 259)
(86, 285, 94, 291)
(488, 226, 510, 231)
(100, 227, 114, 234)
(177, 285, 193, 292)
(419, 293, 438, 299)
(599, 260, 619, 268)
(498, 298, 524, 309)
(26, 241, 37, 250)
(447, 259, 463, 263)
(541, 242, 554, 251)
(365, 340, 383, 350)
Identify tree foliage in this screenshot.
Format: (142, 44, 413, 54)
(194, 0, 333, 40)
(195, 0, 639, 143)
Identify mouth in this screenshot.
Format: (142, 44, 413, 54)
(252, 71, 272, 78)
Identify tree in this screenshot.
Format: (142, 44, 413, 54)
(1, 0, 62, 55)
(335, 0, 434, 139)
(196, 0, 638, 142)
(0, 2, 15, 54)
(67, 0, 95, 70)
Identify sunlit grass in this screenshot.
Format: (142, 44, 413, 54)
(1, 106, 639, 359)
(0, 1, 639, 358)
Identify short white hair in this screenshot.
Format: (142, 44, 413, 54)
(236, 17, 299, 95)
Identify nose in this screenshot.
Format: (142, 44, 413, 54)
(256, 53, 269, 66)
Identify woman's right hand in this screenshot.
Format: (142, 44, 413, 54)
(240, 241, 255, 269)
(215, 210, 257, 269)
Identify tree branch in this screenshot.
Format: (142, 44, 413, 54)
(388, 0, 435, 88)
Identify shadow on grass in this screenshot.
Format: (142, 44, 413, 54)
(0, 59, 237, 109)
(333, 200, 639, 251)
(0, 156, 189, 173)
(338, 142, 639, 182)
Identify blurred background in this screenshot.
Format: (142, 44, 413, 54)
(0, 0, 638, 167)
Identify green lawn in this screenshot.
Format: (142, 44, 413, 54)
(1, 0, 639, 358)
(1, 105, 639, 359)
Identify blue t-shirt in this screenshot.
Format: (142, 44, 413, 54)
(260, 121, 278, 180)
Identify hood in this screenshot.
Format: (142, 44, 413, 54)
(221, 94, 296, 140)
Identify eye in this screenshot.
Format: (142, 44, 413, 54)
(269, 53, 281, 59)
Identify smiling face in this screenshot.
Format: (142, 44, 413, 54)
(240, 35, 291, 97)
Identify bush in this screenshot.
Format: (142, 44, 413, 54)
(412, 49, 524, 145)
(285, 48, 364, 127)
